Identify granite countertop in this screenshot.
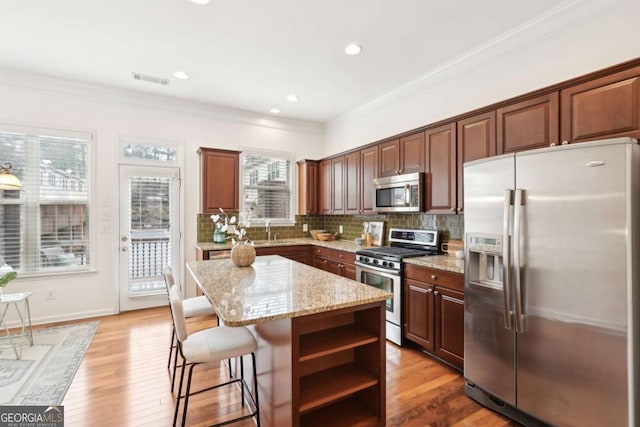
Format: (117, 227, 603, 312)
(403, 255, 465, 274)
(195, 238, 464, 274)
(186, 255, 393, 327)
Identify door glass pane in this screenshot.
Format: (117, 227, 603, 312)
(127, 175, 172, 297)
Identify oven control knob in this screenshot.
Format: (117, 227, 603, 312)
(387, 262, 394, 269)
(381, 261, 388, 267)
(364, 257, 369, 263)
(372, 259, 379, 265)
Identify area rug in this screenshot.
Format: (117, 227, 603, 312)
(0, 321, 98, 405)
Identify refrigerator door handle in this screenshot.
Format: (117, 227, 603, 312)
(502, 189, 513, 330)
(513, 188, 525, 334)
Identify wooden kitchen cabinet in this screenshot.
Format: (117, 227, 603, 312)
(497, 92, 559, 154)
(360, 146, 378, 214)
(403, 264, 464, 370)
(378, 132, 425, 177)
(344, 151, 360, 215)
(256, 245, 312, 265)
(424, 123, 457, 214)
(404, 279, 435, 350)
(456, 111, 496, 213)
(198, 147, 240, 214)
(312, 246, 356, 280)
(319, 159, 332, 214)
(561, 65, 640, 143)
(319, 156, 346, 215)
(297, 159, 319, 215)
(378, 139, 400, 177)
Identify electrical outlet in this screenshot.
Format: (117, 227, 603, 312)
(339, 225, 344, 234)
(302, 224, 308, 232)
(46, 289, 56, 300)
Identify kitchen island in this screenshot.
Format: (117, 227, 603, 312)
(186, 255, 393, 427)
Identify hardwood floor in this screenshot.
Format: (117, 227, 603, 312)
(57, 307, 519, 426)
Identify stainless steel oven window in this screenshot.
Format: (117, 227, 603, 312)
(356, 266, 401, 326)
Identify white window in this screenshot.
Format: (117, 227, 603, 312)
(0, 125, 92, 274)
(240, 149, 295, 225)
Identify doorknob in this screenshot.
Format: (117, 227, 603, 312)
(121, 247, 127, 252)
(121, 236, 128, 242)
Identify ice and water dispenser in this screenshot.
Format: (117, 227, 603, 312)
(466, 234, 504, 290)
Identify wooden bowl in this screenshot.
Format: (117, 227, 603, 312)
(317, 232, 338, 241)
(310, 230, 327, 240)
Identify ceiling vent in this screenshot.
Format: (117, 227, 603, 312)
(131, 72, 170, 86)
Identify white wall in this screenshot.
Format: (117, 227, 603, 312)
(325, 0, 640, 155)
(0, 72, 324, 325)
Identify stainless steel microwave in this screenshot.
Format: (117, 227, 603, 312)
(373, 172, 424, 212)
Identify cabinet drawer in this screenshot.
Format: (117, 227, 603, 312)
(313, 246, 355, 264)
(404, 264, 463, 292)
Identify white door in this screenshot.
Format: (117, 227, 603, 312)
(119, 165, 180, 311)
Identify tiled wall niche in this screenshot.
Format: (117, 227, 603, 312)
(197, 213, 463, 245)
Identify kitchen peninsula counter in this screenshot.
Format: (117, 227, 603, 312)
(186, 255, 391, 427)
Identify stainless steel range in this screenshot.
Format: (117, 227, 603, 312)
(355, 228, 441, 345)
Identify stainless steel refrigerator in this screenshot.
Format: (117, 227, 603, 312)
(463, 137, 639, 427)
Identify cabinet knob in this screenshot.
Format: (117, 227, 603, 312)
(434, 290, 439, 296)
(450, 208, 456, 211)
(561, 140, 569, 145)
(323, 259, 327, 263)
(339, 254, 343, 258)
(550, 142, 557, 147)
(426, 289, 432, 293)
(431, 275, 437, 280)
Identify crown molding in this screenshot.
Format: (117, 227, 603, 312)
(0, 67, 324, 135)
(326, 0, 622, 129)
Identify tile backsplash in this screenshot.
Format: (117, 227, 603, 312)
(197, 213, 463, 245)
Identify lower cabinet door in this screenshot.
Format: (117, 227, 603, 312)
(404, 279, 435, 351)
(434, 287, 464, 368)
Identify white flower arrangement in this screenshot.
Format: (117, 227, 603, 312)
(210, 208, 236, 234)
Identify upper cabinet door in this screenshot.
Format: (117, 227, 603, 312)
(344, 151, 360, 215)
(198, 148, 240, 214)
(331, 156, 345, 214)
(319, 159, 332, 214)
(360, 146, 378, 214)
(425, 123, 456, 214)
(297, 160, 319, 215)
(497, 93, 559, 154)
(457, 111, 496, 213)
(400, 132, 425, 174)
(561, 66, 640, 143)
(379, 139, 400, 177)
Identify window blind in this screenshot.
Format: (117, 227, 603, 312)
(0, 126, 91, 274)
(240, 151, 294, 223)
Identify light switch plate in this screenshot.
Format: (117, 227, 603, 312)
(303, 224, 308, 232)
(339, 225, 344, 234)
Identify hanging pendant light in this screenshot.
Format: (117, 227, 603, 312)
(0, 162, 23, 190)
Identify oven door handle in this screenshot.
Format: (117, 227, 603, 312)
(355, 262, 401, 278)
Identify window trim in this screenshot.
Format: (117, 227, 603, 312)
(239, 147, 297, 226)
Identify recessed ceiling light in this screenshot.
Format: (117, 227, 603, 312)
(286, 95, 299, 102)
(174, 71, 189, 80)
(190, 0, 211, 5)
(345, 43, 362, 55)
(270, 108, 281, 114)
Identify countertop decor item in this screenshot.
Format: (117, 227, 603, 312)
(211, 208, 236, 244)
(317, 232, 338, 241)
(309, 230, 326, 240)
(230, 243, 256, 267)
(368, 221, 384, 246)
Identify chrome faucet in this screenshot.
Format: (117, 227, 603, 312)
(265, 221, 271, 241)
